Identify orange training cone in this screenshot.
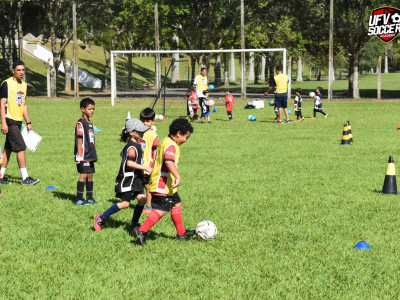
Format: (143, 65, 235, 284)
(347, 121, 353, 143)
(382, 156, 398, 195)
(341, 122, 350, 145)
(396, 124, 400, 130)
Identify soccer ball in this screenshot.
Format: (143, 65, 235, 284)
(208, 100, 214, 106)
(195, 220, 217, 240)
(309, 92, 315, 97)
(209, 84, 215, 90)
(288, 110, 292, 115)
(193, 100, 198, 105)
(157, 115, 163, 120)
(250, 116, 256, 121)
(269, 100, 274, 106)
(151, 125, 157, 131)
(248, 115, 253, 120)
(155, 114, 159, 120)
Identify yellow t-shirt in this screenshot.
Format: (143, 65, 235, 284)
(196, 74, 208, 92)
(273, 74, 288, 94)
(142, 129, 158, 176)
(2, 77, 27, 121)
(149, 136, 180, 196)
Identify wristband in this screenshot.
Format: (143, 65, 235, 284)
(27, 122, 31, 125)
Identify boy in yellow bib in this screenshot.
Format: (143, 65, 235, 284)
(0, 60, 38, 185)
(134, 118, 194, 246)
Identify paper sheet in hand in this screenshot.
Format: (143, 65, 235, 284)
(21, 124, 42, 152)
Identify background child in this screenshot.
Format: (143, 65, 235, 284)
(186, 92, 194, 121)
(74, 98, 97, 206)
(225, 88, 234, 121)
(294, 88, 304, 122)
(311, 87, 328, 119)
(201, 90, 211, 123)
(94, 118, 152, 232)
(138, 108, 159, 216)
(134, 118, 195, 246)
(190, 86, 199, 121)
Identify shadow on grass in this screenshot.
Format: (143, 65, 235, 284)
(52, 191, 76, 204)
(3, 174, 22, 184)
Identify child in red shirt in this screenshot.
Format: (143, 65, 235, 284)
(190, 86, 199, 121)
(225, 88, 234, 121)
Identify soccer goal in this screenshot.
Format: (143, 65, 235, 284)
(110, 48, 287, 117)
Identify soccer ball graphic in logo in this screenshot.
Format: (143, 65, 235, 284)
(392, 13, 400, 23)
(195, 220, 217, 240)
(15, 91, 24, 106)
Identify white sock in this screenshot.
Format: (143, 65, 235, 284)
(20, 168, 28, 180)
(0, 167, 6, 178)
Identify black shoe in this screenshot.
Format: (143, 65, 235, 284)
(129, 223, 141, 231)
(208, 121, 211, 124)
(201, 121, 204, 124)
(21, 176, 39, 186)
(0, 177, 11, 185)
(177, 229, 195, 241)
(133, 227, 148, 246)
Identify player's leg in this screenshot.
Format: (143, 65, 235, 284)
(130, 192, 146, 229)
(86, 170, 98, 204)
(76, 171, 89, 205)
(208, 115, 211, 123)
(311, 108, 317, 118)
(0, 148, 12, 184)
(94, 192, 133, 231)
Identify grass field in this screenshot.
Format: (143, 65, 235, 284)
(2, 98, 400, 298)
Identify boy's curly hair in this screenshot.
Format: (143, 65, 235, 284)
(186, 92, 192, 98)
(169, 118, 193, 136)
(140, 108, 156, 121)
(295, 88, 302, 93)
(80, 98, 95, 109)
(317, 87, 323, 92)
(119, 129, 131, 142)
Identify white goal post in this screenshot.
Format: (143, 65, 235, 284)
(110, 48, 287, 106)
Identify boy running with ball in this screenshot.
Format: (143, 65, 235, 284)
(134, 118, 195, 246)
(310, 87, 328, 119)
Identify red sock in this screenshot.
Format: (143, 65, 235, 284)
(171, 206, 186, 235)
(139, 210, 162, 232)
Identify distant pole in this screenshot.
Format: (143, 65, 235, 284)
(240, 0, 245, 100)
(378, 55, 381, 100)
(288, 56, 292, 100)
(73, 2, 79, 98)
(328, 0, 334, 100)
(384, 45, 388, 73)
(17, 1, 23, 62)
(155, 0, 160, 90)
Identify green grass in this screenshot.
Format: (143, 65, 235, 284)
(2, 98, 400, 298)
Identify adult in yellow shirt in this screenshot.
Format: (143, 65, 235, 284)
(193, 67, 209, 115)
(0, 60, 39, 185)
(265, 65, 290, 124)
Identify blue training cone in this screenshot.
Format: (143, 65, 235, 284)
(353, 241, 371, 250)
(94, 126, 102, 132)
(213, 107, 217, 113)
(46, 186, 56, 190)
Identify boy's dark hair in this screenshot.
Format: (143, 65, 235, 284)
(226, 88, 232, 93)
(119, 129, 131, 143)
(295, 88, 302, 94)
(12, 60, 25, 69)
(317, 87, 323, 92)
(189, 86, 195, 91)
(200, 67, 206, 72)
(203, 90, 209, 95)
(169, 118, 194, 136)
(140, 107, 156, 121)
(80, 98, 95, 108)
(276, 65, 283, 72)
(186, 92, 192, 98)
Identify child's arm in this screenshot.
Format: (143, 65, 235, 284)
(126, 160, 152, 174)
(165, 161, 181, 188)
(76, 137, 83, 165)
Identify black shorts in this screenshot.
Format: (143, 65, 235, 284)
(151, 192, 182, 212)
(275, 93, 288, 109)
(295, 110, 302, 116)
(115, 190, 144, 202)
(5, 124, 26, 153)
(193, 108, 198, 114)
(143, 176, 150, 185)
(77, 161, 95, 174)
(227, 111, 232, 115)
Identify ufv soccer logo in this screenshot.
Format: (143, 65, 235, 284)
(368, 6, 400, 43)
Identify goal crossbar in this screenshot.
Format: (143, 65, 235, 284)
(110, 48, 287, 106)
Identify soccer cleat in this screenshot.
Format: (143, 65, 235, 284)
(133, 227, 148, 246)
(325, 114, 328, 119)
(76, 199, 90, 206)
(310, 117, 316, 119)
(94, 214, 103, 231)
(129, 223, 141, 231)
(201, 121, 204, 124)
(87, 198, 99, 204)
(0, 177, 11, 185)
(142, 206, 151, 215)
(229, 119, 233, 122)
(293, 120, 298, 122)
(208, 121, 211, 124)
(301, 117, 305, 121)
(177, 229, 195, 241)
(286, 119, 291, 123)
(21, 176, 39, 186)
(277, 120, 283, 124)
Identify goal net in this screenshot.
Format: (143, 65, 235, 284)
(110, 49, 287, 118)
